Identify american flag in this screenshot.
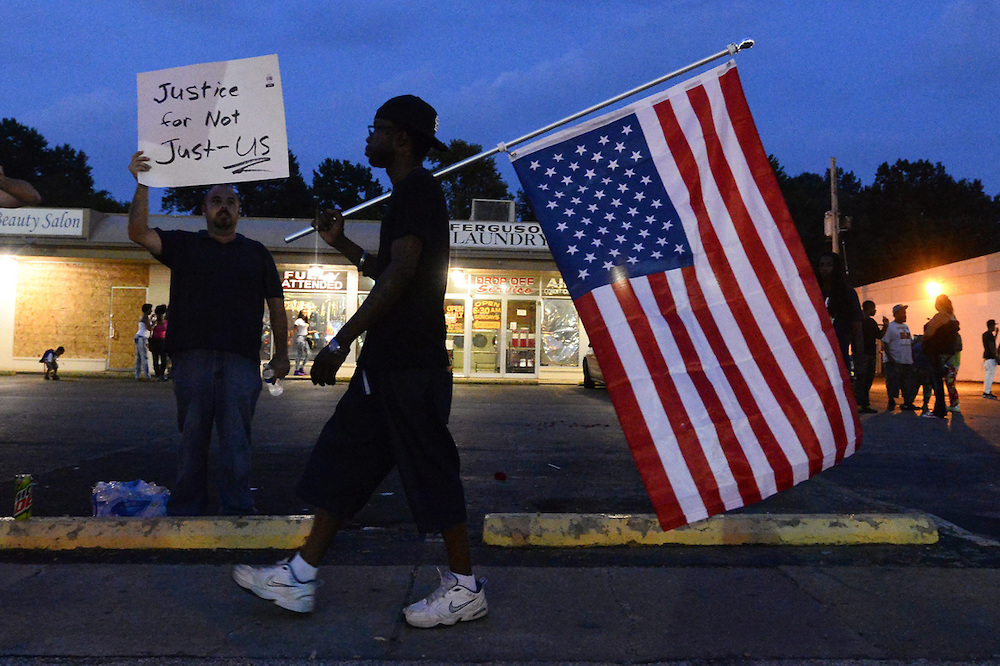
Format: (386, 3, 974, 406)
(511, 61, 861, 530)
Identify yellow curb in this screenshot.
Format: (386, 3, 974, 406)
(0, 512, 941, 550)
(482, 512, 940, 547)
(0, 515, 313, 551)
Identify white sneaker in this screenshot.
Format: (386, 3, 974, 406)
(232, 560, 317, 613)
(403, 570, 488, 628)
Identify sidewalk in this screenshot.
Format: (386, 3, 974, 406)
(2, 562, 999, 662)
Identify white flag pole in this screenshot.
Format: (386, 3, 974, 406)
(284, 39, 754, 243)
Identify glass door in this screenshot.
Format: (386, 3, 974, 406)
(470, 298, 501, 375)
(505, 299, 537, 375)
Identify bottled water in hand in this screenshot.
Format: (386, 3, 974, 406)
(262, 364, 284, 397)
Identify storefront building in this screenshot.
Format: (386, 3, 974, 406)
(0, 208, 587, 382)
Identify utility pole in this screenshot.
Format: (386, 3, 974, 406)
(829, 157, 839, 255)
(824, 157, 851, 273)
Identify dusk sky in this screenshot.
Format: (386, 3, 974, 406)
(4, 1, 998, 218)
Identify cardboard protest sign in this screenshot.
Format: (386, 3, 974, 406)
(137, 54, 289, 188)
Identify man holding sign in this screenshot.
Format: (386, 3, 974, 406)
(232, 95, 487, 628)
(127, 151, 289, 516)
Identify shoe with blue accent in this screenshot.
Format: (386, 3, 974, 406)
(233, 559, 317, 613)
(403, 570, 488, 628)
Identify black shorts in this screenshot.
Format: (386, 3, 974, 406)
(296, 367, 467, 534)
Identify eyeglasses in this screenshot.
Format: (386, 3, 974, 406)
(367, 122, 396, 136)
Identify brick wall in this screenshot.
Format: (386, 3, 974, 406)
(14, 260, 149, 360)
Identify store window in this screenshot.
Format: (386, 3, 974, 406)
(540, 276, 580, 367)
(445, 299, 466, 372)
(285, 295, 347, 359)
(278, 268, 349, 364)
(541, 298, 580, 366)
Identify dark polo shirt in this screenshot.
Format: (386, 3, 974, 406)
(154, 229, 283, 362)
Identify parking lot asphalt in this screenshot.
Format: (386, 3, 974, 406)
(1, 373, 1000, 663)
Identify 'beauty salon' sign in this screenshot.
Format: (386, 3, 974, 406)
(0, 208, 88, 238)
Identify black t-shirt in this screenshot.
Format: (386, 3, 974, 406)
(861, 316, 881, 356)
(154, 229, 283, 361)
(984, 330, 998, 361)
(358, 168, 450, 369)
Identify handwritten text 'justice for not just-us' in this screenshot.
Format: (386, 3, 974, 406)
(151, 80, 270, 173)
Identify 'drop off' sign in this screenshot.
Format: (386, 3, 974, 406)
(137, 54, 289, 188)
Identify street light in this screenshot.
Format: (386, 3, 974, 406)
(925, 280, 943, 299)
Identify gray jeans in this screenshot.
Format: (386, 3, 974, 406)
(168, 349, 262, 515)
(884, 360, 916, 405)
(133, 335, 149, 379)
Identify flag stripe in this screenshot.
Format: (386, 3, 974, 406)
(664, 266, 789, 498)
(637, 102, 801, 497)
(595, 281, 711, 522)
(693, 66, 856, 466)
(693, 76, 849, 462)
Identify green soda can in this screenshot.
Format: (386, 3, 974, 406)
(13, 474, 32, 520)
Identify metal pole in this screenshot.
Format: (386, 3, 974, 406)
(284, 39, 755, 243)
(829, 157, 839, 256)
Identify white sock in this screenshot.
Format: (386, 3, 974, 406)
(451, 571, 477, 590)
(289, 553, 317, 582)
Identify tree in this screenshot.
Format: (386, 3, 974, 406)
(0, 118, 127, 211)
(159, 183, 209, 215)
(846, 159, 1000, 283)
(515, 188, 537, 222)
(770, 155, 1000, 284)
(162, 151, 314, 217)
(238, 152, 313, 218)
(427, 139, 512, 220)
(311, 158, 385, 218)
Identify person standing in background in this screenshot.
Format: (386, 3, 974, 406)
(983, 319, 998, 399)
(814, 251, 862, 375)
(854, 300, 886, 414)
(911, 335, 934, 414)
(944, 333, 962, 414)
(881, 304, 917, 412)
(292, 309, 314, 376)
(135, 303, 153, 380)
(922, 294, 960, 420)
(150, 304, 170, 381)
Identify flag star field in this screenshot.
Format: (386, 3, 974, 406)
(514, 116, 693, 300)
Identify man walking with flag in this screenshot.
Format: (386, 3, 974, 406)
(232, 95, 487, 628)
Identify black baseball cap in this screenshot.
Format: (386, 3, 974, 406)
(374, 95, 448, 152)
